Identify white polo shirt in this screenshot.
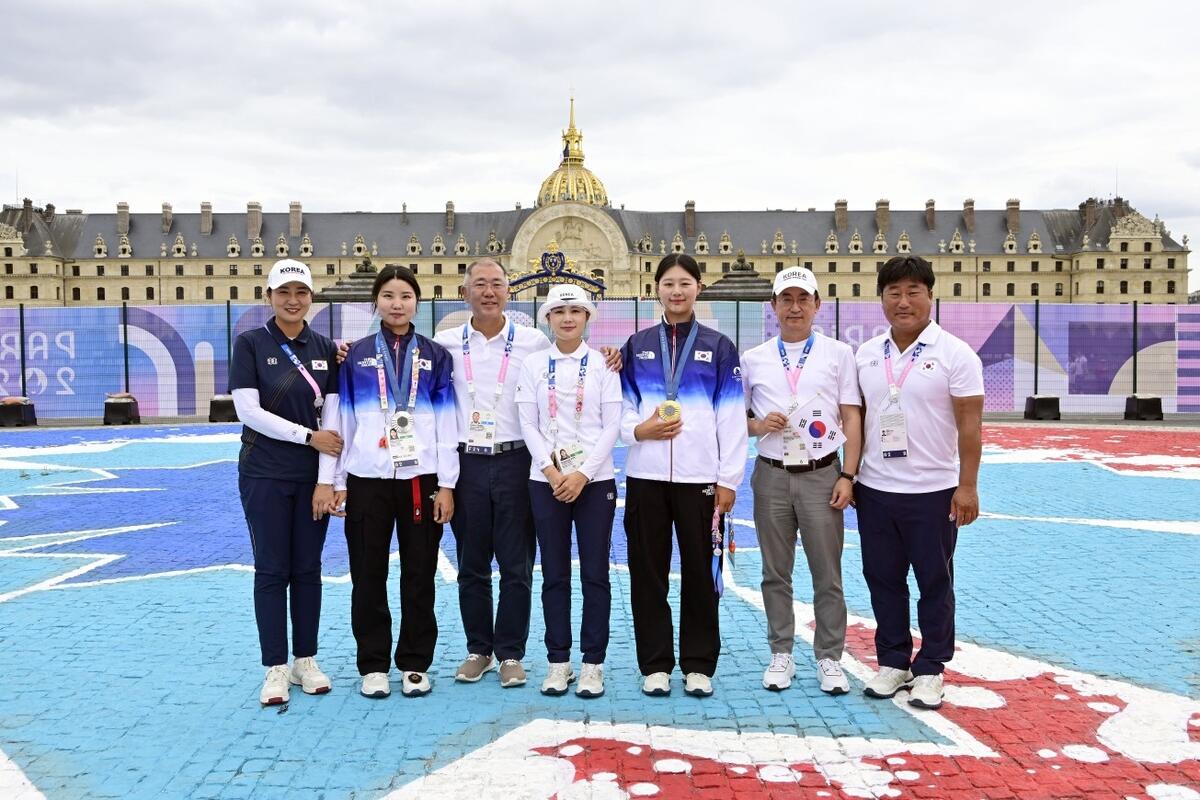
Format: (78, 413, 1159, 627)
(855, 320, 984, 493)
(741, 332, 860, 461)
(515, 342, 624, 483)
(433, 314, 551, 445)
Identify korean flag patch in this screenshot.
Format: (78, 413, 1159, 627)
(694, 350, 713, 363)
(310, 360, 328, 371)
(418, 359, 432, 371)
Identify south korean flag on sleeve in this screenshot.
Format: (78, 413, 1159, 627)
(794, 402, 846, 461)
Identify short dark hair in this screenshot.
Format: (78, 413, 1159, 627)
(877, 255, 935, 294)
(372, 264, 421, 301)
(654, 253, 701, 283)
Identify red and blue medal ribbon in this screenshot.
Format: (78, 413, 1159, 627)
(711, 505, 724, 597)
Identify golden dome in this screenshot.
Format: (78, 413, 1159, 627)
(537, 98, 609, 208)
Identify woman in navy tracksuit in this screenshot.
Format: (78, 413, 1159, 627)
(230, 259, 342, 706)
(331, 265, 458, 700)
(619, 253, 749, 699)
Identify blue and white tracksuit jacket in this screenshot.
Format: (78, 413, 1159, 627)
(619, 318, 749, 490)
(332, 327, 459, 490)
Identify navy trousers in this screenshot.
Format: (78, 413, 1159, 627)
(239, 475, 330, 667)
(855, 483, 958, 676)
(450, 446, 536, 661)
(529, 479, 616, 664)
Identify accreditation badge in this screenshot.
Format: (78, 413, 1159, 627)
(465, 408, 497, 455)
(781, 425, 808, 466)
(386, 418, 419, 468)
(880, 410, 909, 459)
(551, 441, 588, 474)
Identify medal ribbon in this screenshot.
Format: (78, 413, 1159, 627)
(375, 330, 420, 414)
(547, 351, 588, 440)
(882, 338, 926, 403)
(658, 320, 700, 402)
(267, 324, 324, 409)
(710, 506, 725, 597)
(463, 320, 515, 407)
(777, 333, 815, 398)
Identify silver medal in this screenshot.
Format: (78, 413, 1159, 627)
(314, 396, 324, 410)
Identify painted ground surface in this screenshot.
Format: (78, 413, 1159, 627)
(0, 423, 1197, 799)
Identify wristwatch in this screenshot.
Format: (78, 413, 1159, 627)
(838, 471, 857, 483)
(305, 430, 314, 445)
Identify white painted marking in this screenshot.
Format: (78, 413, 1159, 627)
(942, 685, 1006, 709)
(757, 764, 796, 782)
(592, 772, 617, 781)
(651, 758, 690, 774)
(1088, 702, 1121, 714)
(436, 548, 458, 583)
(0, 747, 46, 799)
(559, 744, 583, 756)
(625, 746, 642, 755)
(560, 780, 628, 799)
(895, 770, 920, 780)
(1147, 784, 1200, 800)
(1037, 749, 1058, 759)
(628, 784, 659, 797)
(1061, 744, 1109, 763)
(885, 757, 906, 765)
(982, 512, 1200, 536)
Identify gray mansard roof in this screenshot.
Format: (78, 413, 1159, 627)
(2, 200, 1186, 260)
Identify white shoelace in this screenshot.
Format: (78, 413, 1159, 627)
(266, 664, 290, 683)
(818, 658, 844, 676)
(580, 664, 602, 679)
(547, 663, 572, 678)
(768, 653, 792, 672)
(500, 659, 522, 669)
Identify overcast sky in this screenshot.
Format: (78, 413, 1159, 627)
(2, 1, 1197, 289)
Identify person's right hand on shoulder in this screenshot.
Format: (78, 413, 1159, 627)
(334, 339, 353, 364)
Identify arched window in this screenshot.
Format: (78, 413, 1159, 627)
(176, 286, 184, 300)
(851, 283, 861, 297)
(982, 283, 991, 297)
(1096, 280, 1105, 295)
(1006, 283, 1015, 296)
(953, 283, 962, 297)
(1167, 280, 1176, 294)
(1119, 280, 1128, 294)
(1143, 281, 1151, 295)
(828, 283, 837, 297)
(97, 287, 105, 301)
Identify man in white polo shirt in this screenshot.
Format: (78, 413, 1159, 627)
(854, 255, 983, 710)
(743, 267, 862, 694)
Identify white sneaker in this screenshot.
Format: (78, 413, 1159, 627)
(289, 656, 332, 695)
(684, 672, 713, 697)
(576, 663, 604, 698)
(641, 671, 671, 696)
(762, 653, 795, 691)
(863, 666, 914, 699)
(907, 674, 944, 709)
(540, 662, 576, 696)
(360, 672, 390, 699)
(260, 664, 290, 706)
(401, 671, 431, 697)
(817, 658, 850, 695)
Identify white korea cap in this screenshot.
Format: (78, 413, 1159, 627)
(538, 284, 598, 323)
(772, 266, 819, 297)
(267, 259, 313, 291)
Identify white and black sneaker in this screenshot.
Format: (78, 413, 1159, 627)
(907, 674, 944, 709)
(360, 672, 391, 699)
(863, 666, 913, 699)
(540, 662, 575, 696)
(817, 658, 850, 695)
(762, 653, 795, 691)
(401, 671, 431, 697)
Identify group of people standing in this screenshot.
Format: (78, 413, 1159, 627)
(231, 250, 982, 713)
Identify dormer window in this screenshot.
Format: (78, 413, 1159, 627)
(299, 234, 313, 257)
(432, 234, 446, 256)
(94, 235, 108, 258)
(353, 234, 367, 257)
(695, 232, 709, 255)
(227, 236, 241, 257)
(406, 234, 421, 256)
(671, 231, 684, 253)
(873, 231, 888, 254)
(848, 230, 863, 254)
(1027, 231, 1042, 253)
(638, 233, 653, 254)
(250, 237, 265, 258)
(718, 230, 733, 255)
(772, 230, 786, 254)
(825, 230, 839, 255)
(118, 234, 132, 257)
(172, 233, 187, 257)
(1003, 231, 1017, 254)
(949, 229, 964, 255)
(455, 234, 469, 256)
(486, 231, 501, 254)
(276, 234, 289, 257)
(897, 231, 911, 254)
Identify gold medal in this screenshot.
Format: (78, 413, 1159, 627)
(658, 400, 682, 422)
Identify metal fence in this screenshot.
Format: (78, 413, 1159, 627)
(0, 299, 1194, 419)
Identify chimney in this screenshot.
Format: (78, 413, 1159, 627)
(161, 203, 173, 234)
(200, 202, 213, 235)
(1111, 196, 1127, 219)
(289, 201, 302, 238)
(445, 201, 455, 234)
(1083, 197, 1098, 230)
(925, 199, 936, 230)
(875, 199, 890, 235)
(684, 200, 696, 238)
(962, 198, 975, 234)
(117, 201, 130, 235)
(246, 201, 262, 240)
(19, 197, 33, 233)
(42, 202, 55, 223)
(834, 199, 848, 233)
(1006, 198, 1020, 234)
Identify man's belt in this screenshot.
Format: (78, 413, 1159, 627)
(757, 451, 838, 474)
(457, 440, 527, 454)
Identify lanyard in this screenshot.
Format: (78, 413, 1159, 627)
(882, 338, 926, 404)
(463, 320, 515, 407)
(547, 351, 588, 437)
(777, 334, 815, 397)
(710, 506, 725, 597)
(375, 331, 420, 413)
(267, 324, 323, 409)
(658, 320, 700, 401)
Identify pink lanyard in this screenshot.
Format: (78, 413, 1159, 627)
(882, 339, 926, 403)
(462, 321, 515, 406)
(547, 352, 588, 436)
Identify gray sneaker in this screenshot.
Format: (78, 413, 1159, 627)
(455, 654, 495, 683)
(499, 659, 527, 688)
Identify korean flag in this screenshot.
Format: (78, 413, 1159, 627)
(799, 401, 845, 460)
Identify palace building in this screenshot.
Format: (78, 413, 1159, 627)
(0, 100, 1190, 306)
